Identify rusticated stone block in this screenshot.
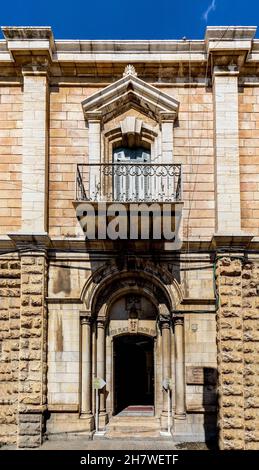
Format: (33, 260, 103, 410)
(220, 340, 243, 353)
(221, 308, 241, 318)
(244, 342, 259, 354)
(244, 319, 259, 330)
(18, 434, 42, 448)
(222, 417, 243, 429)
(19, 394, 42, 405)
(245, 397, 259, 408)
(221, 373, 243, 386)
(245, 430, 259, 442)
(245, 442, 259, 450)
(220, 286, 241, 296)
(244, 331, 259, 341)
(31, 296, 42, 306)
(221, 385, 243, 396)
(222, 351, 243, 363)
(244, 309, 259, 320)
(221, 330, 243, 341)
(245, 409, 259, 419)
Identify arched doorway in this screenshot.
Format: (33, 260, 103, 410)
(113, 334, 154, 415)
(79, 264, 181, 431)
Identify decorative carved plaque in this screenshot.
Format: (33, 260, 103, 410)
(186, 367, 217, 385)
(128, 318, 139, 333)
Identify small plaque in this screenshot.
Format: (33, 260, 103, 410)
(186, 367, 217, 385)
(128, 318, 138, 333)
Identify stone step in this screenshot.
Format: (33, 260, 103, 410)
(105, 416, 160, 434)
(108, 416, 159, 425)
(103, 430, 165, 440)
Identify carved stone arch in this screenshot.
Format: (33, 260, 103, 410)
(80, 260, 183, 319)
(104, 118, 158, 150)
(94, 276, 165, 319)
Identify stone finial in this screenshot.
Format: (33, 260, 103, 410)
(123, 64, 137, 77)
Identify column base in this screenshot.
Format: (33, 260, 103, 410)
(80, 413, 95, 431)
(160, 411, 172, 432)
(98, 412, 108, 430)
(174, 413, 186, 420)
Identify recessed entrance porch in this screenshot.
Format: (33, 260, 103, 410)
(113, 334, 154, 416)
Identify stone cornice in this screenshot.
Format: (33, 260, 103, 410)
(0, 25, 258, 70)
(2, 26, 55, 62)
(2, 235, 259, 254)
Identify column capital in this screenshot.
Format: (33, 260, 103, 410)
(96, 317, 106, 328)
(173, 315, 184, 326)
(80, 316, 92, 326)
(22, 64, 50, 79)
(159, 111, 176, 123)
(84, 112, 103, 123)
(212, 65, 239, 77)
(8, 233, 51, 252)
(159, 315, 171, 329)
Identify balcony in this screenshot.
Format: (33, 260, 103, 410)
(76, 163, 182, 203)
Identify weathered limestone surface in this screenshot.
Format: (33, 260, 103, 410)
(216, 257, 259, 450)
(18, 253, 48, 448)
(0, 259, 20, 445)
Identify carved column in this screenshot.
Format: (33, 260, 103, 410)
(174, 316, 185, 418)
(80, 315, 92, 417)
(159, 315, 171, 430)
(96, 318, 107, 428)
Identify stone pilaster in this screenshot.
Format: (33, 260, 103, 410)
(0, 259, 21, 445)
(216, 256, 244, 450)
(18, 251, 48, 448)
(21, 68, 49, 233)
(242, 262, 259, 450)
(213, 66, 241, 233)
(215, 256, 259, 450)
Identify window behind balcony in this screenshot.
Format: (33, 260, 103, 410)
(113, 146, 151, 202)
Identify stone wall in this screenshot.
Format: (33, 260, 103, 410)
(0, 258, 20, 445)
(239, 87, 259, 236)
(48, 85, 215, 239)
(216, 256, 259, 450)
(0, 86, 22, 234)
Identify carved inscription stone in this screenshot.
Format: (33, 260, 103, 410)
(186, 367, 217, 385)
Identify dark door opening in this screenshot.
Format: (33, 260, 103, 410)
(113, 335, 154, 415)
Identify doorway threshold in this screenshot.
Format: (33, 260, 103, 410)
(116, 405, 154, 417)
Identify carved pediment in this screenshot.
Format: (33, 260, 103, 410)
(82, 65, 179, 123)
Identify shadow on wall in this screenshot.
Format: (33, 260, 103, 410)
(203, 367, 219, 450)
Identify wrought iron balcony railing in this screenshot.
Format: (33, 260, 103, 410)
(76, 163, 182, 203)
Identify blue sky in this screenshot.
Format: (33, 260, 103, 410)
(0, 0, 259, 40)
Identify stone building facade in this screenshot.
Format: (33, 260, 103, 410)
(0, 26, 259, 449)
